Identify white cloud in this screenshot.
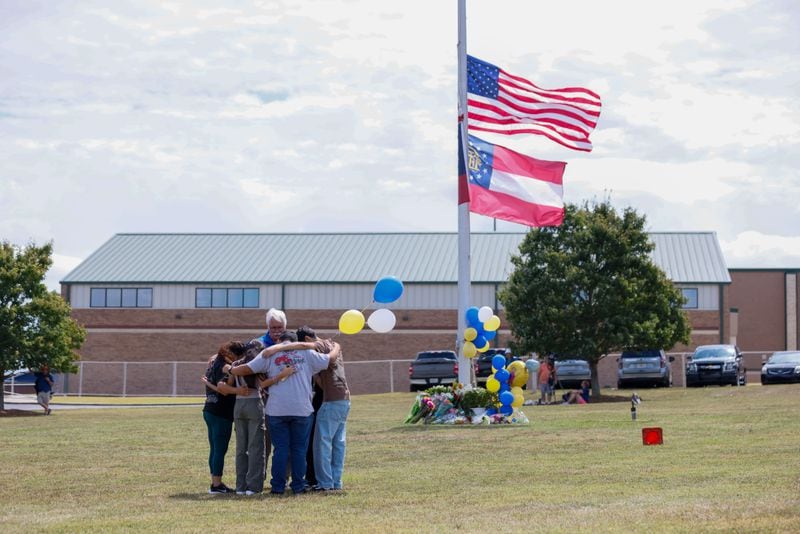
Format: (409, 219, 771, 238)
(0, 0, 798, 290)
(722, 232, 800, 267)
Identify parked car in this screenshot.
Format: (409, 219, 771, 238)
(473, 348, 518, 385)
(686, 344, 746, 387)
(761, 351, 800, 385)
(408, 350, 458, 391)
(554, 359, 591, 389)
(617, 349, 673, 388)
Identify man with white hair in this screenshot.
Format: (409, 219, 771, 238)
(258, 308, 287, 349)
(254, 308, 288, 482)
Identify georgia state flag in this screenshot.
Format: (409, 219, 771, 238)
(465, 134, 566, 227)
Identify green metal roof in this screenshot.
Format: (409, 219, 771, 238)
(60, 232, 730, 284)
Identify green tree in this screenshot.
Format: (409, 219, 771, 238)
(0, 241, 86, 411)
(498, 201, 691, 398)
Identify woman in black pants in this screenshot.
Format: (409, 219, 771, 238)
(201, 341, 248, 494)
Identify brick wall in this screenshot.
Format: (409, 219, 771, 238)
(66, 307, 723, 395)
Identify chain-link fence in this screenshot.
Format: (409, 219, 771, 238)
(4, 351, 774, 397)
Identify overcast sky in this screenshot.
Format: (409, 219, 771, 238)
(2, 0, 799, 291)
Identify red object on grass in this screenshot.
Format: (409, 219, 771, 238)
(642, 427, 663, 445)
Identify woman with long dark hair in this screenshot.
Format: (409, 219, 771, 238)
(201, 341, 248, 494)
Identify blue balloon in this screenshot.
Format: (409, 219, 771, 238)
(466, 306, 480, 327)
(499, 391, 514, 406)
(499, 382, 511, 392)
(499, 404, 514, 416)
(491, 355, 506, 371)
(473, 335, 488, 350)
(373, 276, 404, 303)
(495, 368, 510, 383)
(525, 359, 541, 373)
(486, 407, 498, 416)
(484, 330, 496, 341)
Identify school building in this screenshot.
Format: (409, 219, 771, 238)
(58, 232, 792, 395)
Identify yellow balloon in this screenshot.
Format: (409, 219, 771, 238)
(508, 360, 526, 375)
(338, 309, 365, 335)
(463, 341, 477, 358)
(484, 315, 501, 331)
(512, 392, 524, 407)
(511, 369, 528, 388)
(464, 327, 477, 341)
(486, 376, 500, 393)
(477, 340, 490, 353)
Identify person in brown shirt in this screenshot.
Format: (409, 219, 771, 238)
(305, 325, 350, 491)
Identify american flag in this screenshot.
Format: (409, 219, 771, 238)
(467, 55, 601, 152)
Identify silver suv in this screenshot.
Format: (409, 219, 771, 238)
(617, 349, 673, 388)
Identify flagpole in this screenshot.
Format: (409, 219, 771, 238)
(456, 0, 472, 386)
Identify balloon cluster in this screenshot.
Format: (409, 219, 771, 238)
(485, 355, 528, 415)
(338, 276, 404, 335)
(461, 305, 501, 358)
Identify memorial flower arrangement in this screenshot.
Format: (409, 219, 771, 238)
(404, 383, 528, 425)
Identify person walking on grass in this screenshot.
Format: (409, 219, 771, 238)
(201, 341, 249, 495)
(34, 365, 54, 415)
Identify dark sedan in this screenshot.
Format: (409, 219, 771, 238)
(686, 344, 746, 387)
(761, 351, 800, 385)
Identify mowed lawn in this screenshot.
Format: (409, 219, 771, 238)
(1, 385, 799, 533)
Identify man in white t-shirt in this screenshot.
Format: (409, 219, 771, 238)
(231, 333, 340, 495)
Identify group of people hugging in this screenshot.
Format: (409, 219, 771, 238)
(201, 308, 350, 496)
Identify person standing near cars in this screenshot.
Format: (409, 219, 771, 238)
(537, 358, 552, 405)
(34, 365, 54, 415)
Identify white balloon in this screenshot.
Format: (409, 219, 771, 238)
(367, 308, 396, 333)
(478, 306, 494, 323)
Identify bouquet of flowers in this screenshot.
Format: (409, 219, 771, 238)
(404, 393, 436, 424)
(405, 383, 529, 425)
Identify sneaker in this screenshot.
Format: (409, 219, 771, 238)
(236, 491, 246, 496)
(209, 484, 231, 494)
(45, 408, 52, 415)
(245, 490, 261, 496)
(311, 485, 332, 492)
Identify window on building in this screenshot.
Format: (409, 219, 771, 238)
(681, 288, 698, 309)
(243, 288, 259, 308)
(89, 288, 153, 308)
(106, 288, 122, 307)
(211, 288, 227, 308)
(90, 288, 105, 307)
(196, 289, 212, 308)
(195, 288, 260, 308)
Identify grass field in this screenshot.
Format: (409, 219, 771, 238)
(1, 385, 799, 533)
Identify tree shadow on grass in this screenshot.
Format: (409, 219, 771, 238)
(0, 409, 41, 417)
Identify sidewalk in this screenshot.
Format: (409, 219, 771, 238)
(2, 392, 202, 411)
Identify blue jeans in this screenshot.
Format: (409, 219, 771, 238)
(268, 414, 314, 493)
(313, 400, 350, 490)
(203, 411, 233, 477)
